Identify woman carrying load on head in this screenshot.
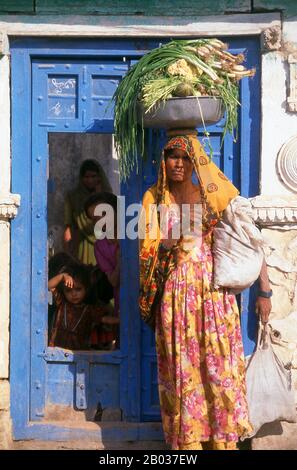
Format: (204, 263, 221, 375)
(139, 130, 272, 450)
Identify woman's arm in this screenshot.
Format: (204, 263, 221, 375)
(95, 242, 120, 288)
(106, 248, 120, 288)
(64, 195, 73, 243)
(255, 258, 272, 324)
(63, 225, 72, 243)
(106, 266, 120, 288)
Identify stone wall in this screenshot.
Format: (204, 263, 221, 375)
(252, 14, 297, 422)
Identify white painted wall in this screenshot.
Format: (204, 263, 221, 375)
(0, 55, 10, 193)
(261, 50, 297, 195)
(0, 54, 11, 379)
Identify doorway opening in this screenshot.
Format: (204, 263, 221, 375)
(47, 132, 120, 354)
(45, 132, 122, 422)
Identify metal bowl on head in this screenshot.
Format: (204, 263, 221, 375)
(137, 96, 225, 129)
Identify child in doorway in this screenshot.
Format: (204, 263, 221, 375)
(48, 262, 118, 350)
(85, 192, 120, 348)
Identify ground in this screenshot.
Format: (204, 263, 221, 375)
(3, 440, 169, 450)
(4, 438, 254, 450)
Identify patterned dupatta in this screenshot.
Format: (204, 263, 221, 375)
(139, 130, 239, 328)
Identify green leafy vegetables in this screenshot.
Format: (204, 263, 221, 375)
(113, 39, 255, 180)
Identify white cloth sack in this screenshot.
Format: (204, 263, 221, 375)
(243, 323, 297, 439)
(213, 196, 264, 293)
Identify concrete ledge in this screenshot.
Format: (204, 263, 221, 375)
(0, 12, 281, 38)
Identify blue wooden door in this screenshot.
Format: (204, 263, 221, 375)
(30, 59, 131, 422)
(11, 38, 165, 440)
(140, 37, 260, 421)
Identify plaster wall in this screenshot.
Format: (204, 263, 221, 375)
(0, 54, 11, 380)
(260, 19, 297, 195)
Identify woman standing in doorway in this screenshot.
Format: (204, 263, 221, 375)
(64, 159, 112, 266)
(139, 131, 272, 450)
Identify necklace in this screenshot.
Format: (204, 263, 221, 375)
(64, 304, 87, 333)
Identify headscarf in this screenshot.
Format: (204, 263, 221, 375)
(65, 159, 112, 238)
(139, 130, 239, 327)
(70, 160, 112, 211)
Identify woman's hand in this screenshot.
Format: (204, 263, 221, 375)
(63, 226, 72, 243)
(255, 296, 272, 324)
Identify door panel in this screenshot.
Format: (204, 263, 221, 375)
(33, 60, 128, 133)
(31, 59, 131, 422)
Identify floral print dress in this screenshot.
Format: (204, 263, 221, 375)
(155, 203, 252, 450)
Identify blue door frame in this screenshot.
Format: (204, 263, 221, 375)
(10, 36, 260, 441)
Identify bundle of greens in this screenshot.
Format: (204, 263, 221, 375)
(113, 39, 255, 180)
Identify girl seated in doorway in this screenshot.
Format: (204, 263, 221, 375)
(48, 262, 118, 350)
(85, 192, 120, 348)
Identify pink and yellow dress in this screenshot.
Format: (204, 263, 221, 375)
(139, 132, 252, 450)
(155, 204, 252, 450)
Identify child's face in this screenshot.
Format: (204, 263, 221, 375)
(87, 203, 117, 239)
(63, 279, 87, 305)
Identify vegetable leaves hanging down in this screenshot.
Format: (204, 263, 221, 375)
(113, 39, 255, 181)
